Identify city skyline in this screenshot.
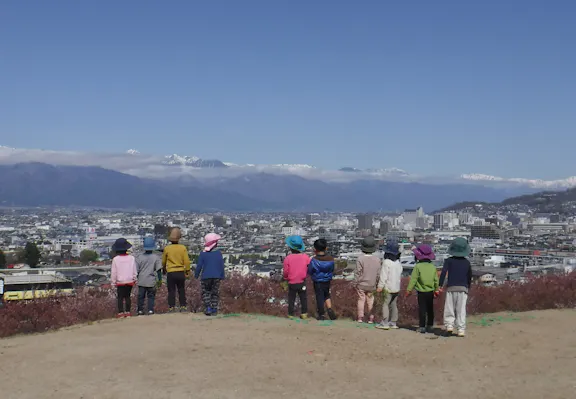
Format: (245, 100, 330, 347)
(1, 1, 575, 179)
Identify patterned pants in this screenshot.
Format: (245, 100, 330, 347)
(201, 278, 221, 312)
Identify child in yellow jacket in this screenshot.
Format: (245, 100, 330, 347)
(162, 227, 191, 313)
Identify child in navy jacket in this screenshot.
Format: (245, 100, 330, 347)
(195, 233, 225, 316)
(308, 239, 338, 320)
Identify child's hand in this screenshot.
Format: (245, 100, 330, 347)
(404, 291, 411, 298)
(185, 272, 191, 279)
(376, 288, 383, 293)
(433, 291, 440, 298)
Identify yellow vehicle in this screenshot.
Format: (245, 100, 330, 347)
(1, 274, 74, 301)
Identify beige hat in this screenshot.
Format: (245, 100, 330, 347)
(168, 227, 182, 242)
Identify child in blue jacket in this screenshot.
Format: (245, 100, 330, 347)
(308, 239, 338, 320)
(195, 233, 225, 316)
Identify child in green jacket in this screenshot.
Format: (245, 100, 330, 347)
(406, 244, 439, 334)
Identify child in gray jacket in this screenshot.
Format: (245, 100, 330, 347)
(136, 237, 163, 315)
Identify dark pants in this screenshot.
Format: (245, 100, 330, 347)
(417, 291, 435, 328)
(117, 285, 133, 313)
(167, 272, 186, 308)
(201, 278, 221, 312)
(288, 283, 308, 316)
(138, 286, 156, 312)
(313, 281, 331, 317)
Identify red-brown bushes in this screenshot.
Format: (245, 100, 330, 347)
(1, 272, 576, 338)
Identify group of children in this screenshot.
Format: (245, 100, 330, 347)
(110, 228, 225, 318)
(111, 229, 472, 337)
(284, 234, 472, 337)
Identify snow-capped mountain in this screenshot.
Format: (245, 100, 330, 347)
(126, 149, 140, 155)
(162, 154, 228, 168)
(461, 173, 576, 189)
(340, 167, 410, 176)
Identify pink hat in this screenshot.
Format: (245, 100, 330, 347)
(204, 233, 221, 252)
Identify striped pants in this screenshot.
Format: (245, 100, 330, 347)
(201, 278, 221, 312)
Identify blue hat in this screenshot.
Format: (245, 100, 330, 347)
(143, 237, 156, 251)
(112, 238, 132, 252)
(384, 240, 400, 256)
(285, 235, 306, 252)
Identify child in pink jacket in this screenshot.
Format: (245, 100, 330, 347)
(111, 238, 137, 318)
(283, 236, 310, 319)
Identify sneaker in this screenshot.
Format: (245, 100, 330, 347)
(417, 327, 426, 334)
(148, 310, 154, 315)
(317, 315, 326, 321)
(357, 319, 364, 323)
(389, 323, 399, 329)
(116, 313, 124, 319)
(288, 315, 296, 320)
(179, 306, 188, 313)
(327, 308, 338, 320)
(168, 307, 177, 313)
(426, 326, 434, 334)
(457, 330, 466, 338)
(375, 322, 390, 330)
(205, 307, 213, 316)
(368, 315, 375, 324)
(123, 312, 131, 318)
(137, 310, 145, 316)
(300, 313, 308, 320)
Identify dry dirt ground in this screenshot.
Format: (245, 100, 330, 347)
(2, 309, 576, 399)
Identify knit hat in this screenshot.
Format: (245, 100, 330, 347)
(112, 238, 132, 252)
(448, 237, 471, 257)
(413, 244, 435, 261)
(361, 236, 377, 253)
(285, 235, 306, 252)
(204, 233, 221, 252)
(143, 237, 156, 251)
(384, 240, 400, 256)
(168, 227, 182, 242)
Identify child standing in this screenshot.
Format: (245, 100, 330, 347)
(162, 227, 191, 313)
(354, 237, 382, 323)
(376, 240, 403, 330)
(439, 237, 472, 337)
(136, 237, 162, 315)
(110, 238, 137, 318)
(283, 235, 310, 319)
(195, 233, 225, 316)
(308, 239, 337, 321)
(406, 244, 439, 334)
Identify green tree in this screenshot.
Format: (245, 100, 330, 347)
(24, 242, 42, 268)
(0, 249, 6, 268)
(80, 249, 99, 265)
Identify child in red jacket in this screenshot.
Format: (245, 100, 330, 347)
(283, 236, 310, 319)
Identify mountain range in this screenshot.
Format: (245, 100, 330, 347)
(0, 146, 573, 211)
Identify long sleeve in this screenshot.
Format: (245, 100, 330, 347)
(131, 258, 138, 283)
(162, 249, 167, 267)
(111, 258, 117, 286)
(433, 267, 439, 291)
(467, 263, 472, 288)
(154, 257, 162, 273)
(183, 248, 191, 273)
(354, 258, 363, 283)
(195, 253, 204, 279)
(377, 262, 388, 290)
(407, 265, 419, 292)
(439, 260, 449, 287)
(282, 257, 290, 281)
(136, 256, 142, 277)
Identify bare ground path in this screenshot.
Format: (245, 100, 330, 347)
(2, 309, 576, 399)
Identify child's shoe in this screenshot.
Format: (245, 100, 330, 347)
(375, 322, 390, 330)
(357, 318, 364, 323)
(317, 315, 326, 321)
(137, 310, 145, 316)
(168, 307, 177, 313)
(148, 310, 154, 315)
(123, 312, 131, 318)
(327, 308, 338, 320)
(426, 326, 434, 334)
(389, 322, 399, 329)
(205, 307, 213, 316)
(457, 330, 466, 338)
(288, 315, 296, 320)
(116, 313, 124, 319)
(417, 327, 426, 334)
(300, 313, 308, 320)
(179, 306, 188, 313)
(446, 326, 454, 334)
(368, 315, 375, 324)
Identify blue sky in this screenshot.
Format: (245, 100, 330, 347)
(1, 1, 574, 178)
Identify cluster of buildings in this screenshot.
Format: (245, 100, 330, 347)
(1, 203, 576, 290)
